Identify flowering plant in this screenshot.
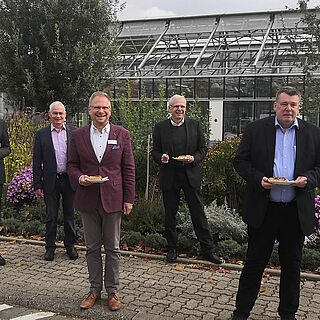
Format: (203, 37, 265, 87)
(304, 195, 320, 246)
(6, 167, 38, 209)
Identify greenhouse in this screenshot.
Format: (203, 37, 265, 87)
(108, 9, 319, 140)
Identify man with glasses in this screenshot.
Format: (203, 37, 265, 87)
(67, 91, 135, 311)
(231, 86, 320, 320)
(152, 94, 222, 265)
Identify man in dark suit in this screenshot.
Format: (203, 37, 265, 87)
(33, 101, 78, 261)
(0, 118, 11, 266)
(67, 91, 135, 311)
(231, 86, 320, 320)
(152, 94, 222, 264)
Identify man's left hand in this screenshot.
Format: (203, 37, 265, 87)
(293, 176, 307, 188)
(123, 202, 133, 215)
(182, 155, 194, 163)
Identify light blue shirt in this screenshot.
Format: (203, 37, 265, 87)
(270, 117, 298, 203)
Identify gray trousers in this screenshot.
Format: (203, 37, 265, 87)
(80, 201, 121, 294)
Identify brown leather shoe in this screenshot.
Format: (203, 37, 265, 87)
(80, 291, 101, 309)
(107, 293, 122, 311)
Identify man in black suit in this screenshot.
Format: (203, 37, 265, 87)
(0, 118, 11, 266)
(152, 94, 222, 264)
(33, 101, 78, 261)
(231, 86, 320, 320)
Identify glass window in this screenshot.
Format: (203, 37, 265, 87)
(255, 101, 273, 120)
(271, 77, 288, 97)
(181, 78, 194, 99)
(209, 78, 223, 98)
(167, 78, 181, 98)
(141, 79, 153, 98)
(288, 76, 304, 94)
(225, 77, 239, 98)
(114, 79, 128, 99)
(128, 79, 139, 99)
(154, 79, 166, 99)
(240, 77, 254, 98)
(196, 78, 209, 99)
(256, 77, 271, 98)
(104, 80, 115, 99)
(223, 101, 253, 139)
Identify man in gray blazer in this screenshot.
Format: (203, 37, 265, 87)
(231, 87, 320, 320)
(152, 94, 222, 264)
(33, 101, 77, 261)
(0, 118, 11, 266)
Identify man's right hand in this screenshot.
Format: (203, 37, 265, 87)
(79, 175, 92, 187)
(261, 177, 273, 189)
(35, 189, 44, 197)
(161, 153, 169, 164)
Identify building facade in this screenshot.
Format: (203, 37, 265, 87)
(107, 9, 319, 140)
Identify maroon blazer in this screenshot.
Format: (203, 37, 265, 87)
(67, 123, 135, 214)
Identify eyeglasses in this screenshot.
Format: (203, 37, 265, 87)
(91, 106, 111, 111)
(171, 105, 186, 109)
(277, 102, 300, 109)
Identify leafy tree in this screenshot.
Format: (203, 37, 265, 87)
(288, 1, 320, 123)
(0, 0, 120, 114)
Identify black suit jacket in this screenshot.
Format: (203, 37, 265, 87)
(233, 116, 320, 236)
(33, 124, 76, 194)
(152, 117, 208, 190)
(0, 119, 11, 185)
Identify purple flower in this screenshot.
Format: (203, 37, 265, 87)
(6, 167, 38, 208)
(304, 195, 320, 246)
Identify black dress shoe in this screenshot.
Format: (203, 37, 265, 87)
(166, 248, 177, 262)
(0, 255, 6, 266)
(202, 249, 222, 265)
(44, 249, 55, 261)
(280, 315, 297, 320)
(231, 315, 247, 320)
(66, 246, 78, 260)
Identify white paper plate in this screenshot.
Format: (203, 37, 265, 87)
(89, 176, 109, 184)
(268, 180, 295, 186)
(172, 156, 192, 161)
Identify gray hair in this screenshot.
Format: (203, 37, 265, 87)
(88, 91, 111, 108)
(276, 86, 302, 101)
(167, 94, 187, 110)
(49, 101, 66, 113)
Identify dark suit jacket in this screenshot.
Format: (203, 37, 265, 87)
(151, 117, 208, 190)
(0, 119, 11, 185)
(233, 116, 320, 236)
(67, 123, 135, 214)
(32, 124, 76, 194)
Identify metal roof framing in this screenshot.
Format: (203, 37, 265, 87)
(115, 10, 318, 79)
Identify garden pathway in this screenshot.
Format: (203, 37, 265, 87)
(0, 237, 320, 320)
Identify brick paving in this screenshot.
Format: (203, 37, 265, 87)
(0, 238, 320, 320)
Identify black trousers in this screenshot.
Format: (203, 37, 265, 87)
(162, 168, 213, 251)
(44, 175, 76, 250)
(234, 201, 304, 318)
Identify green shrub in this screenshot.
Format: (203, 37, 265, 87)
(216, 239, 242, 259)
(301, 247, 320, 271)
(144, 233, 167, 249)
(205, 200, 247, 244)
(122, 196, 165, 235)
(3, 218, 23, 234)
(177, 234, 198, 253)
(22, 220, 44, 236)
(202, 137, 245, 211)
(124, 231, 145, 247)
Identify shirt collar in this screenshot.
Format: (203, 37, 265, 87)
(170, 117, 185, 127)
(275, 117, 299, 130)
(90, 122, 110, 134)
(51, 123, 66, 132)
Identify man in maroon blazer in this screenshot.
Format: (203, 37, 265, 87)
(67, 91, 135, 311)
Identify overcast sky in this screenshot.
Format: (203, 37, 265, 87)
(117, 0, 319, 20)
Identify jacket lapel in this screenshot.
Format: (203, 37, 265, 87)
(101, 123, 118, 161)
(265, 117, 276, 175)
(294, 119, 305, 177)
